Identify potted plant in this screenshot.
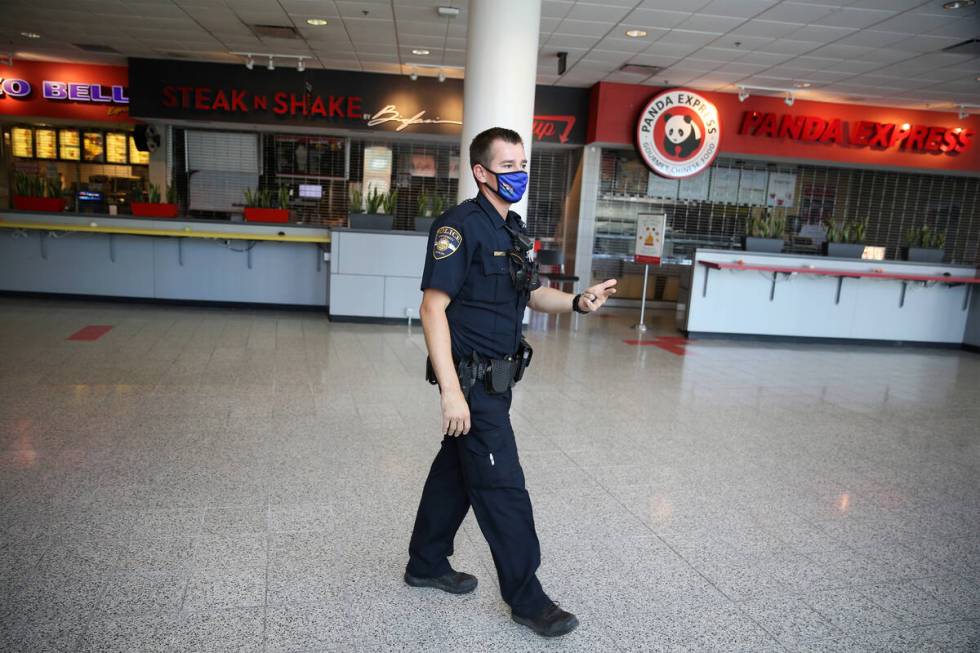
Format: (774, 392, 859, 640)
(821, 217, 867, 258)
(131, 182, 178, 218)
(349, 186, 394, 230)
(414, 192, 444, 232)
(901, 225, 945, 263)
(243, 185, 290, 223)
(742, 211, 785, 253)
(13, 171, 66, 213)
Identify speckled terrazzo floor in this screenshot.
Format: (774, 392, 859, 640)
(1, 295, 978, 652)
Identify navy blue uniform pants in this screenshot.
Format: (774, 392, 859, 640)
(406, 383, 551, 619)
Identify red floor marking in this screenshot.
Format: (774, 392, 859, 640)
(623, 336, 690, 356)
(68, 325, 113, 341)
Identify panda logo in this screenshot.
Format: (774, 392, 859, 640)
(663, 113, 702, 159)
(636, 88, 721, 180)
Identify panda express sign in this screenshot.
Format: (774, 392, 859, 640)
(637, 88, 721, 179)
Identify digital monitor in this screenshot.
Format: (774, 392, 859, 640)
(78, 191, 103, 202)
(298, 184, 322, 199)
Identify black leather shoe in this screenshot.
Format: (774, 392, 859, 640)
(403, 569, 478, 594)
(512, 602, 579, 637)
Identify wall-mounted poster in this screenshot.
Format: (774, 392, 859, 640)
(708, 168, 739, 203)
(448, 155, 459, 179)
(678, 170, 710, 201)
(799, 184, 835, 223)
(738, 169, 767, 205)
(36, 129, 57, 160)
(767, 172, 797, 208)
(646, 172, 678, 199)
(363, 145, 392, 194)
(408, 153, 436, 177)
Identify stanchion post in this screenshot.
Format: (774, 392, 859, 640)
(633, 263, 649, 332)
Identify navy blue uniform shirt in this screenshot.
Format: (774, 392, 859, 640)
(420, 192, 530, 361)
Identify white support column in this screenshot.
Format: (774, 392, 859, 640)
(458, 0, 542, 218)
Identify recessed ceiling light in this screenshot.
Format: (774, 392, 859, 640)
(901, 122, 910, 130)
(625, 29, 647, 38)
(943, 0, 975, 8)
(21, 32, 40, 39)
(305, 18, 328, 26)
(794, 82, 812, 88)
(412, 48, 430, 56)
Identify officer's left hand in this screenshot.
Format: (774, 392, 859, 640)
(580, 279, 617, 312)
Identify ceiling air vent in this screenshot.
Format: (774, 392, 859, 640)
(619, 63, 662, 76)
(251, 24, 300, 39)
(943, 38, 980, 55)
(73, 43, 120, 54)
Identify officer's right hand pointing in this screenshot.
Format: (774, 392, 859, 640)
(442, 388, 471, 437)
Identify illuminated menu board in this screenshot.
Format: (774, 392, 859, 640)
(11, 127, 34, 158)
(59, 130, 80, 160)
(36, 129, 57, 160)
(129, 136, 149, 165)
(83, 132, 104, 161)
(106, 132, 128, 163)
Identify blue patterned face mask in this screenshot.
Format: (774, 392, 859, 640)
(485, 168, 528, 203)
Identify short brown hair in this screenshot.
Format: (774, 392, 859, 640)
(469, 127, 522, 169)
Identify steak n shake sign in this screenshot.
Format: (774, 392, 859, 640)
(129, 58, 589, 144)
(636, 88, 720, 179)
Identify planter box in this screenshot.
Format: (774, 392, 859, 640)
(822, 242, 865, 258)
(901, 247, 944, 263)
(414, 216, 436, 233)
(349, 213, 393, 230)
(742, 236, 784, 253)
(131, 202, 178, 218)
(244, 208, 289, 223)
(13, 196, 65, 213)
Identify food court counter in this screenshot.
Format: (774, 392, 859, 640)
(0, 211, 329, 306)
(679, 248, 980, 345)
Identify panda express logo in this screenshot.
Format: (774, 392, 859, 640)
(637, 89, 720, 179)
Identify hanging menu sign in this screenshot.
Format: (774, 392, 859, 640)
(12, 127, 34, 157)
(59, 129, 80, 160)
(83, 131, 104, 161)
(106, 132, 128, 163)
(129, 136, 149, 164)
(36, 128, 57, 159)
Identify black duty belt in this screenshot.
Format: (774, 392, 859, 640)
(425, 338, 533, 398)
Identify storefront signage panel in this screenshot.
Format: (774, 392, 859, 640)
(589, 82, 980, 175)
(739, 112, 973, 155)
(128, 58, 589, 144)
(0, 60, 131, 122)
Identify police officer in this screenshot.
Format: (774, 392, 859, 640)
(403, 127, 617, 637)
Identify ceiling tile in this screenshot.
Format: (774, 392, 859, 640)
(335, 1, 393, 21)
(788, 24, 859, 44)
(596, 36, 665, 53)
(765, 39, 821, 55)
(623, 8, 693, 30)
(730, 20, 803, 39)
(566, 2, 631, 22)
(696, 0, 780, 18)
(873, 12, 958, 34)
(638, 41, 705, 59)
(546, 33, 602, 48)
(555, 19, 615, 37)
(810, 7, 897, 29)
(756, 2, 836, 24)
(676, 14, 746, 33)
(833, 30, 910, 48)
(736, 51, 790, 66)
(541, 0, 574, 20)
(897, 34, 972, 53)
(656, 29, 720, 48)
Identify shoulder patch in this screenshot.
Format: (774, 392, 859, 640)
(432, 225, 463, 260)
